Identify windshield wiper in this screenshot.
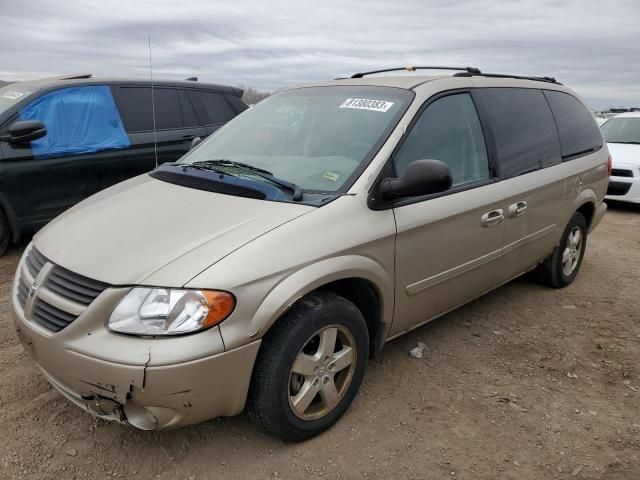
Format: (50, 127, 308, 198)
(191, 159, 303, 201)
(193, 159, 273, 175)
(609, 141, 640, 145)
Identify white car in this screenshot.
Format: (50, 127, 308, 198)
(601, 112, 640, 203)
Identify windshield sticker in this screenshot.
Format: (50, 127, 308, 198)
(340, 98, 394, 113)
(323, 171, 340, 181)
(1, 91, 24, 100)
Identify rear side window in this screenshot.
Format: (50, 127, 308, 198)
(187, 90, 236, 125)
(475, 88, 561, 178)
(114, 87, 183, 132)
(393, 93, 490, 186)
(543, 90, 603, 159)
(225, 94, 249, 114)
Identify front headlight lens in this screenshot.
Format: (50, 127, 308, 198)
(108, 288, 235, 336)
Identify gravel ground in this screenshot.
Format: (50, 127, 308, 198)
(0, 203, 638, 480)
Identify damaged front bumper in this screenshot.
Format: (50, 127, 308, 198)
(12, 285, 261, 430)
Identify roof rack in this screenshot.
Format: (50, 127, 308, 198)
(350, 66, 481, 78)
(348, 65, 560, 85)
(454, 71, 560, 84)
(59, 73, 92, 80)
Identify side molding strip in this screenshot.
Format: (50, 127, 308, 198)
(406, 224, 556, 297)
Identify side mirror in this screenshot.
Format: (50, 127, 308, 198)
(190, 136, 202, 150)
(380, 159, 452, 199)
(1, 120, 47, 143)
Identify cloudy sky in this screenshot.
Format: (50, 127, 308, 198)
(1, 0, 639, 109)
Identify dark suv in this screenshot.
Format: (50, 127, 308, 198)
(0, 74, 248, 255)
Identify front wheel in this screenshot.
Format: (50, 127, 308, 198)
(536, 212, 587, 288)
(247, 291, 369, 441)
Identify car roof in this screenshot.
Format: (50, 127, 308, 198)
(292, 74, 571, 94)
(612, 112, 640, 118)
(16, 75, 243, 95)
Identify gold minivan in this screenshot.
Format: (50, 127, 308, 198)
(11, 67, 609, 441)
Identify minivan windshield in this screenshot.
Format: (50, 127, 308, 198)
(179, 86, 413, 193)
(0, 84, 37, 117)
(601, 116, 640, 144)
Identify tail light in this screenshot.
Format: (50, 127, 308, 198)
(607, 155, 612, 177)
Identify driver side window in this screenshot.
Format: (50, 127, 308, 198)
(393, 93, 490, 187)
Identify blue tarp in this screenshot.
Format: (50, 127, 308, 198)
(20, 86, 130, 158)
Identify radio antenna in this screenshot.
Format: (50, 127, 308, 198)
(148, 34, 159, 167)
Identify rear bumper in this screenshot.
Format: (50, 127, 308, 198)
(590, 201, 607, 233)
(13, 302, 261, 430)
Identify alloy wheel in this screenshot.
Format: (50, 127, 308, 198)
(562, 226, 583, 276)
(288, 325, 357, 420)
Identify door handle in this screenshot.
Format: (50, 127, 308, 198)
(508, 201, 528, 218)
(481, 209, 504, 227)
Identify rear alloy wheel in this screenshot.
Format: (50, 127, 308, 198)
(561, 226, 584, 277)
(537, 212, 587, 288)
(247, 291, 369, 441)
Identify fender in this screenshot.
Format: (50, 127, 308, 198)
(219, 255, 394, 352)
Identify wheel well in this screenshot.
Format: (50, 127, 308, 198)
(320, 278, 382, 356)
(577, 202, 595, 229)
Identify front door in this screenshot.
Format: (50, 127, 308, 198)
(0, 85, 131, 228)
(389, 92, 508, 336)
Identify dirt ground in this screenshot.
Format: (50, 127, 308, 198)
(0, 203, 638, 480)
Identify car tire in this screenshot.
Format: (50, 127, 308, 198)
(537, 212, 587, 288)
(247, 291, 369, 442)
(0, 209, 9, 257)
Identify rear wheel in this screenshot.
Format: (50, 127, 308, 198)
(0, 209, 10, 257)
(536, 212, 587, 288)
(247, 291, 369, 441)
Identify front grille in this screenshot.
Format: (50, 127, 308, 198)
(25, 248, 47, 279)
(46, 267, 108, 306)
(17, 247, 109, 333)
(16, 278, 29, 308)
(32, 299, 78, 333)
(607, 181, 632, 196)
(611, 168, 634, 178)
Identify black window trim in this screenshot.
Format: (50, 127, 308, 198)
(368, 88, 498, 211)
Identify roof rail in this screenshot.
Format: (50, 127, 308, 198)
(58, 73, 92, 80)
(350, 66, 481, 78)
(348, 65, 560, 85)
(454, 71, 560, 84)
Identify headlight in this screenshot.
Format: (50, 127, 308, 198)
(108, 288, 235, 336)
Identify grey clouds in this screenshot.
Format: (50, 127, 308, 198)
(1, 0, 639, 109)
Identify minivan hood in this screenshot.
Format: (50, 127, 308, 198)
(34, 175, 314, 286)
(608, 142, 640, 166)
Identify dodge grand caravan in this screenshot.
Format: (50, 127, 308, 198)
(12, 67, 608, 441)
(0, 74, 247, 255)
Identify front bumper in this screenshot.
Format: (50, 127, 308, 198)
(605, 165, 640, 204)
(12, 291, 261, 430)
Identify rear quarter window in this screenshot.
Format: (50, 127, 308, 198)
(543, 90, 603, 159)
(187, 90, 237, 125)
(475, 87, 562, 178)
